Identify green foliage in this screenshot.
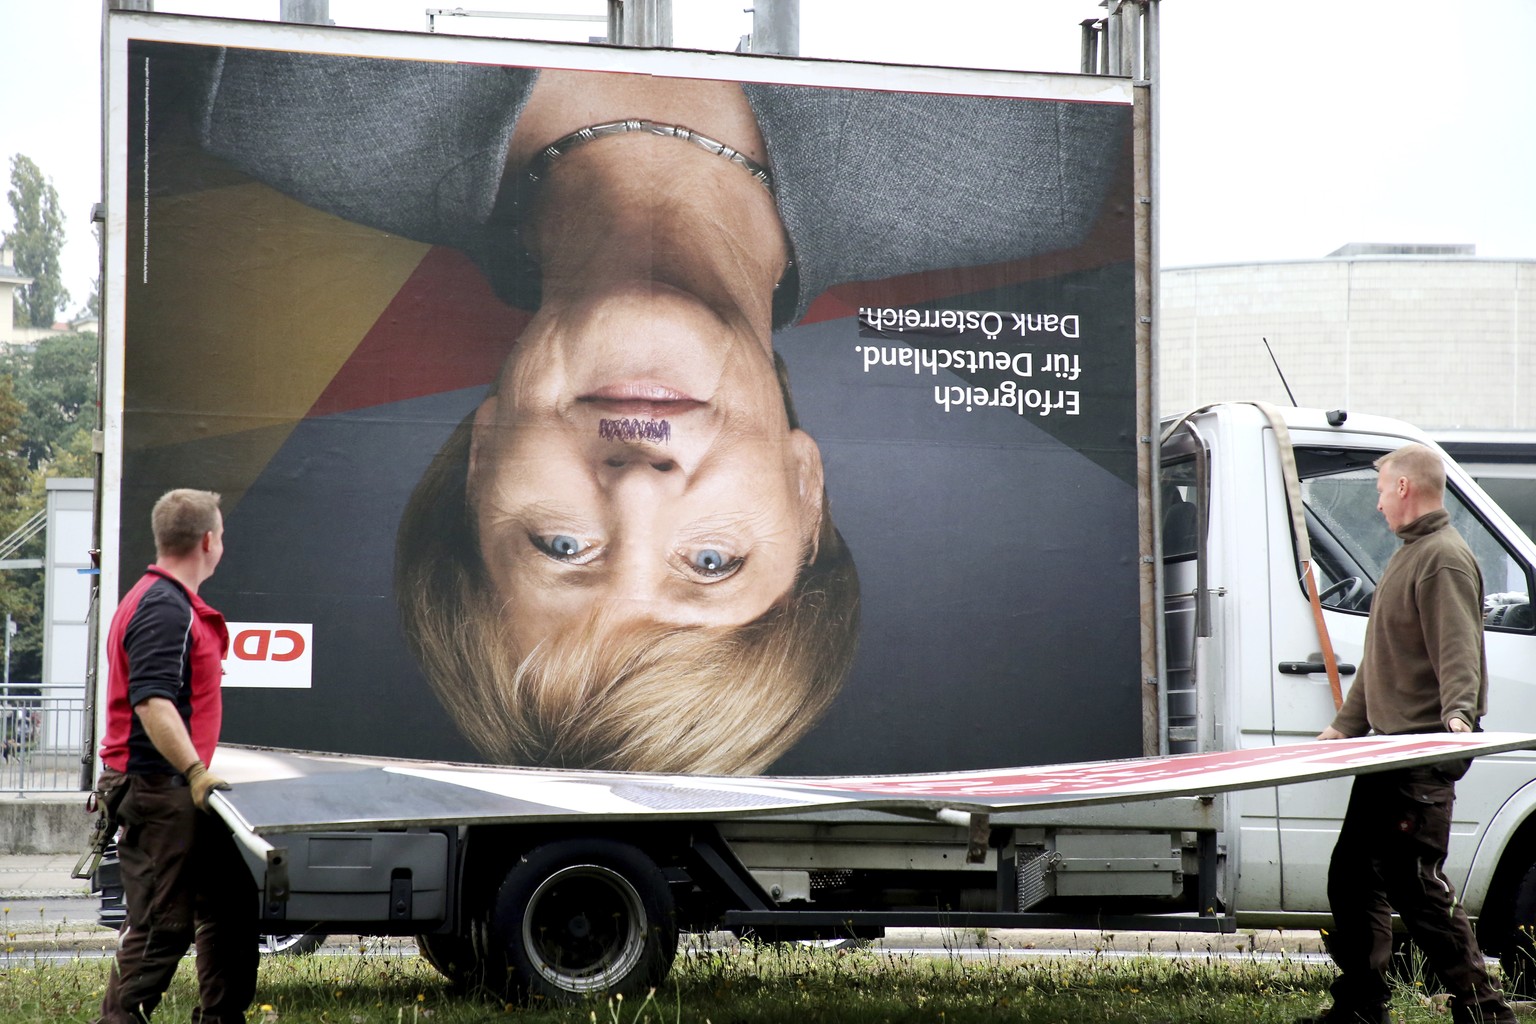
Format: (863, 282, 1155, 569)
(0, 374, 30, 504)
(0, 373, 41, 681)
(4, 154, 70, 329)
(0, 331, 96, 682)
(0, 332, 99, 469)
(44, 425, 96, 483)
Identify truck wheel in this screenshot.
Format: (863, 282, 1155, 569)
(417, 932, 481, 990)
(258, 931, 325, 956)
(1499, 863, 1536, 998)
(488, 839, 677, 1003)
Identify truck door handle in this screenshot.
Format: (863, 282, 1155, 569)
(1278, 661, 1356, 676)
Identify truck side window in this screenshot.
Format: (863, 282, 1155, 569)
(1296, 448, 1534, 629)
(1465, 473, 1536, 547)
(1161, 459, 1198, 561)
(1448, 498, 1535, 631)
(1296, 450, 1388, 612)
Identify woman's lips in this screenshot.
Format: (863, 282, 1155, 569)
(582, 383, 700, 402)
(581, 399, 704, 417)
(578, 384, 705, 418)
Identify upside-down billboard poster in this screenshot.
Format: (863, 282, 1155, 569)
(107, 15, 1141, 776)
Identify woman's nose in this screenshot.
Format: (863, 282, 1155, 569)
(601, 458, 684, 506)
(603, 455, 677, 472)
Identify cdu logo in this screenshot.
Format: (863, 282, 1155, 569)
(222, 623, 313, 689)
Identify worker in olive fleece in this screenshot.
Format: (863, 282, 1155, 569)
(96, 489, 258, 1024)
(1304, 444, 1515, 1024)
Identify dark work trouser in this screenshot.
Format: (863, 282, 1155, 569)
(1324, 763, 1513, 1024)
(96, 770, 260, 1024)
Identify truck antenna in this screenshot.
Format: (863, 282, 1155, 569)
(1262, 337, 1300, 406)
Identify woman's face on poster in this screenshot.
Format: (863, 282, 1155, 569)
(467, 282, 824, 653)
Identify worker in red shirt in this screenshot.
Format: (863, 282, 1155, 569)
(96, 489, 258, 1024)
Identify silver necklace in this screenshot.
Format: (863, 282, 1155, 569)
(522, 119, 774, 193)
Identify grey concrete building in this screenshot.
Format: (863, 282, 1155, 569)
(1160, 245, 1536, 429)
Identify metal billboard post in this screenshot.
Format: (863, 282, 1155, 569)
(749, 0, 799, 56)
(279, 0, 331, 26)
(1081, 1, 1161, 755)
(608, 0, 672, 48)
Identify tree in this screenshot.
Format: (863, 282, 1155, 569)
(0, 366, 95, 686)
(0, 375, 30, 508)
(0, 374, 42, 682)
(0, 332, 97, 469)
(44, 424, 96, 482)
(4, 154, 69, 329)
(0, 324, 97, 687)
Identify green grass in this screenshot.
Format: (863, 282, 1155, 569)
(0, 939, 1516, 1024)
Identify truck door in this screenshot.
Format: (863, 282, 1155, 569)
(1267, 444, 1536, 913)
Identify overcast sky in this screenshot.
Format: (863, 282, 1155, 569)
(3, 0, 1534, 319)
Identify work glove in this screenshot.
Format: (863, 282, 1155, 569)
(184, 759, 231, 812)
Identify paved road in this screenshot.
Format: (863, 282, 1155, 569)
(0, 858, 1337, 965)
(1, 892, 1335, 966)
(2, 895, 100, 928)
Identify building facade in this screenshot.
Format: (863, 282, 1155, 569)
(0, 245, 33, 346)
(1159, 247, 1536, 430)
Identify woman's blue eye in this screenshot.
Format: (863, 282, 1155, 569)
(537, 534, 589, 559)
(689, 549, 741, 578)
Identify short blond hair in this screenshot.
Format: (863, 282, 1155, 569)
(1376, 443, 1445, 499)
(419, 591, 855, 774)
(151, 489, 221, 557)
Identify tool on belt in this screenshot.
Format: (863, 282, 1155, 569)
(71, 780, 123, 881)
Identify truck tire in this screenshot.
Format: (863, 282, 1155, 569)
(258, 931, 325, 956)
(1499, 863, 1536, 998)
(487, 839, 677, 1003)
(417, 932, 481, 990)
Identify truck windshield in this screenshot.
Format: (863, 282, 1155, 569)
(1296, 448, 1533, 627)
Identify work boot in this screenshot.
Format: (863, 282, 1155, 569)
(1293, 1007, 1389, 1024)
(1448, 995, 1519, 1024)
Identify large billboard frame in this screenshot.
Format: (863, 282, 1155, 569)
(100, 11, 1152, 776)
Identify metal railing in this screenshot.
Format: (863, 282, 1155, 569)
(0, 683, 87, 794)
